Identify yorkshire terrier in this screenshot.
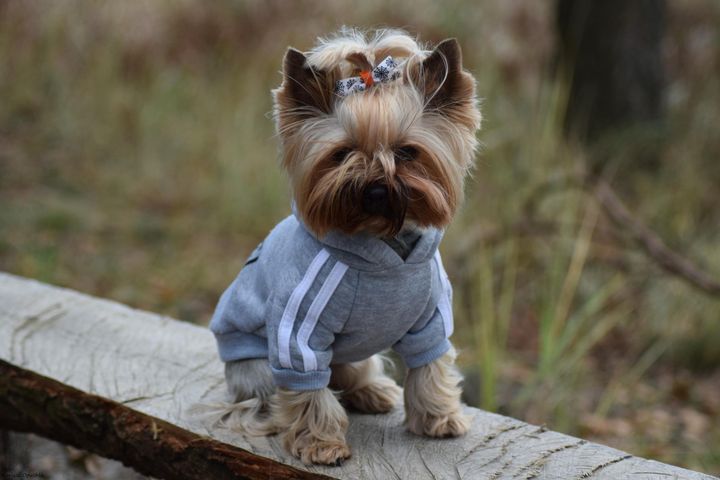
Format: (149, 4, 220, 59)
(209, 28, 481, 466)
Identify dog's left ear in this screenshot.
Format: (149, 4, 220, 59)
(274, 48, 335, 135)
(410, 39, 477, 121)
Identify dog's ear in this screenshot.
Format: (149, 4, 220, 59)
(409, 39, 476, 122)
(274, 48, 335, 135)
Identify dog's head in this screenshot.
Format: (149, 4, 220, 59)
(273, 29, 481, 237)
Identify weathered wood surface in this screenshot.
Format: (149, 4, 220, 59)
(0, 272, 716, 480)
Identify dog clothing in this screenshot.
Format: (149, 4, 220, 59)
(210, 212, 454, 391)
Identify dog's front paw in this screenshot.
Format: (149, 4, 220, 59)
(343, 379, 401, 414)
(407, 410, 471, 438)
(296, 440, 351, 466)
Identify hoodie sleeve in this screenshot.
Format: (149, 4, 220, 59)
(393, 251, 454, 368)
(267, 249, 352, 391)
(210, 242, 271, 362)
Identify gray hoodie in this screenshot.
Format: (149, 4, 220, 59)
(210, 213, 454, 391)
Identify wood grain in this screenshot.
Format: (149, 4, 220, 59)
(0, 272, 715, 480)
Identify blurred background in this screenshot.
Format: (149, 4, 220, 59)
(1, 0, 719, 476)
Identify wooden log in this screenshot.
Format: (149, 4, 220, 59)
(0, 272, 715, 480)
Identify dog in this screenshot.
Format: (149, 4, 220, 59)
(209, 28, 481, 466)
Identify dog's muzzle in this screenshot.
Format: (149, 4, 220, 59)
(362, 183, 408, 234)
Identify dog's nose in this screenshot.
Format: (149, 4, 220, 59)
(362, 184, 388, 215)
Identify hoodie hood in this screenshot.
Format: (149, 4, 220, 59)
(291, 204, 443, 270)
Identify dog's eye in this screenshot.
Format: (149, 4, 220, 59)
(331, 147, 352, 163)
(395, 146, 419, 162)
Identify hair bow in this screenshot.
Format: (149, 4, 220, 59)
(335, 56, 403, 97)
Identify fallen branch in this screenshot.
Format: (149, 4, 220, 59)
(594, 179, 720, 296)
(452, 174, 720, 298)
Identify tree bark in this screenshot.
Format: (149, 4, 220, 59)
(0, 360, 331, 480)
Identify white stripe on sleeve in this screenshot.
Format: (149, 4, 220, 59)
(297, 260, 349, 372)
(434, 251, 454, 337)
(277, 249, 331, 369)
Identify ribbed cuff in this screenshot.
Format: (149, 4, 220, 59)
(401, 338, 451, 369)
(214, 331, 268, 362)
(271, 367, 331, 391)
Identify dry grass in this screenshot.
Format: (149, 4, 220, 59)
(1, 0, 719, 474)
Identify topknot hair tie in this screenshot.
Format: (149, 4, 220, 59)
(335, 56, 403, 97)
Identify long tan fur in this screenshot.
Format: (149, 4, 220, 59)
(271, 387, 351, 465)
(404, 346, 471, 437)
(330, 354, 402, 413)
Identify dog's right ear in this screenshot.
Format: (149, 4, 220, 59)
(274, 48, 335, 135)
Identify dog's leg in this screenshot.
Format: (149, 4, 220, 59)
(330, 354, 401, 413)
(225, 358, 275, 402)
(221, 359, 277, 435)
(404, 345, 470, 437)
(272, 387, 351, 465)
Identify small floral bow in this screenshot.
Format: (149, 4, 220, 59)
(335, 56, 403, 97)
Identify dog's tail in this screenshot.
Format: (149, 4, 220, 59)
(188, 398, 278, 436)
